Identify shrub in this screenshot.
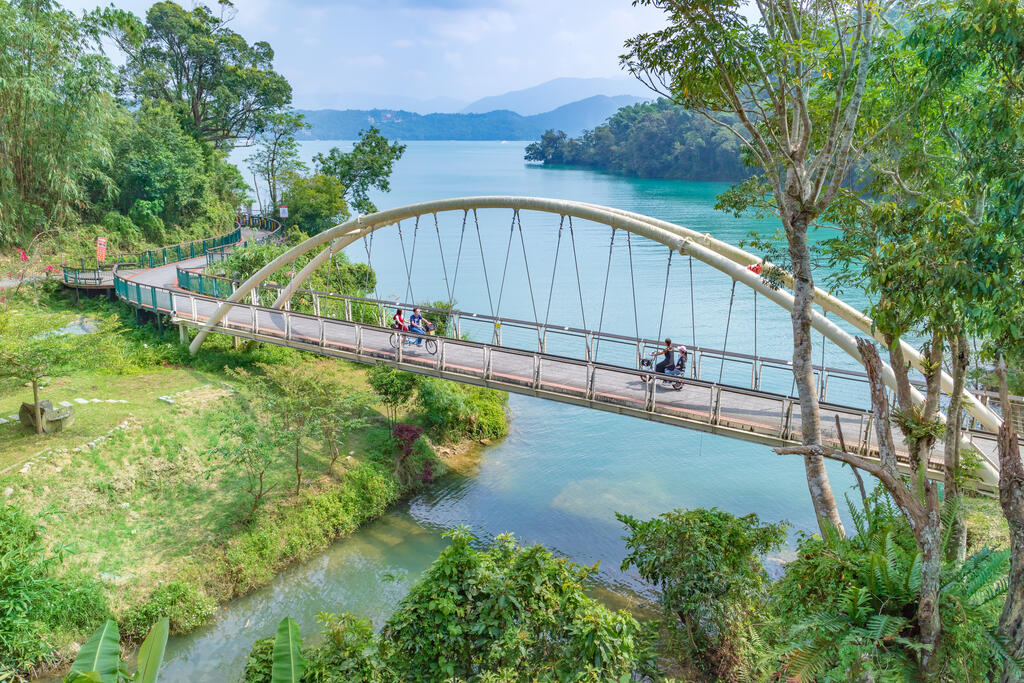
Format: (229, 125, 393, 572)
(120, 580, 215, 642)
(415, 377, 508, 443)
(618, 507, 787, 681)
(0, 505, 110, 676)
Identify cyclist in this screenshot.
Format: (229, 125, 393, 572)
(408, 307, 431, 347)
(392, 308, 408, 332)
(649, 338, 687, 376)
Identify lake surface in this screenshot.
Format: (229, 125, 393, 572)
(162, 141, 865, 681)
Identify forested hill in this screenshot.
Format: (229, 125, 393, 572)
(524, 99, 752, 182)
(297, 95, 644, 140)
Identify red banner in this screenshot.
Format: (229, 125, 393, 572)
(96, 236, 107, 262)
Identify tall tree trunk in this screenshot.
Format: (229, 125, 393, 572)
(787, 211, 843, 535)
(944, 332, 968, 563)
(998, 362, 1024, 682)
(918, 481, 943, 677)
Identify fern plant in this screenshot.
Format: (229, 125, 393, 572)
(774, 492, 1016, 681)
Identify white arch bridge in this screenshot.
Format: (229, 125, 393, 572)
(95, 197, 1011, 492)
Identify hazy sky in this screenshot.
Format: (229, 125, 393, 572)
(61, 0, 670, 108)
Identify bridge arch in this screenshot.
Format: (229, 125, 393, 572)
(188, 196, 1001, 440)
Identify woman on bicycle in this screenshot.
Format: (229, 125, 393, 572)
(392, 308, 408, 331)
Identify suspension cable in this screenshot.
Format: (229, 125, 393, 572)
(718, 279, 738, 385)
(494, 211, 517, 317)
(516, 210, 540, 324)
(473, 209, 495, 316)
(447, 210, 468, 311)
(397, 221, 415, 303)
(688, 254, 696, 350)
(656, 248, 673, 342)
(433, 213, 452, 306)
(625, 231, 641, 343)
(405, 216, 420, 303)
(543, 216, 565, 328)
(567, 216, 588, 330)
(594, 228, 617, 358)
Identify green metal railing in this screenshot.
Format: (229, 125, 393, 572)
(176, 268, 237, 299)
(63, 227, 243, 286)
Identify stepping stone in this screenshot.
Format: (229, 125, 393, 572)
(0, 418, 7, 425)
(74, 398, 89, 404)
(117, 400, 127, 403)
(7, 415, 16, 421)
(90, 398, 102, 403)
(105, 399, 118, 403)
(59, 401, 72, 407)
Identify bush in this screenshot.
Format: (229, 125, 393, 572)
(618, 507, 787, 681)
(415, 377, 508, 443)
(0, 505, 110, 676)
(216, 463, 400, 597)
(120, 580, 215, 642)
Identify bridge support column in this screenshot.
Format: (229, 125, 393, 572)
(178, 324, 187, 345)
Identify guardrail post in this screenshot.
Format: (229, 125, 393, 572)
(251, 305, 257, 335)
(438, 340, 445, 372)
(586, 364, 596, 401)
(533, 355, 541, 389)
(645, 376, 656, 412)
(396, 335, 403, 364)
(344, 299, 352, 322)
(696, 351, 703, 380)
(484, 347, 492, 379)
(319, 317, 325, 347)
(780, 400, 794, 440)
(191, 296, 197, 322)
(585, 333, 592, 362)
(355, 324, 363, 355)
(861, 414, 874, 455)
(284, 312, 291, 341)
(313, 294, 320, 317)
(712, 387, 722, 425)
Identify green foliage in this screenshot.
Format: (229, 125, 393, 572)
(525, 99, 750, 181)
(313, 127, 406, 215)
(618, 507, 786, 680)
(120, 581, 215, 643)
(247, 110, 309, 209)
(279, 173, 349, 235)
(772, 494, 1014, 681)
(365, 365, 418, 428)
(64, 618, 169, 683)
(0, 505, 110, 678)
(415, 377, 508, 443)
(0, 0, 115, 246)
(272, 617, 306, 683)
(95, 1, 291, 147)
(245, 530, 651, 682)
(218, 463, 400, 596)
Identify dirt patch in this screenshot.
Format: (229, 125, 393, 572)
(175, 386, 233, 414)
(433, 437, 487, 476)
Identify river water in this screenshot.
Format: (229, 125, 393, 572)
(159, 141, 866, 681)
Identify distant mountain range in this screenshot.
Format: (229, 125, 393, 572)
(297, 94, 647, 141)
(460, 77, 654, 116)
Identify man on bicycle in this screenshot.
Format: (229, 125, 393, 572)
(408, 307, 431, 347)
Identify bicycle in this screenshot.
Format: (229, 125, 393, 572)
(389, 323, 438, 355)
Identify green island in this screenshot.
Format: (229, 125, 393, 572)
(3, 1, 1024, 682)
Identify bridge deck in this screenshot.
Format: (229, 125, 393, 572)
(70, 242, 1004, 493)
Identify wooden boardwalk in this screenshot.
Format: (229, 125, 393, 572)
(79, 246, 1001, 493)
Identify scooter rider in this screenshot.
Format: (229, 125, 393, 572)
(650, 338, 688, 376)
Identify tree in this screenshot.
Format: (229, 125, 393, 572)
(365, 365, 418, 429)
(0, 0, 115, 245)
(230, 363, 345, 495)
(246, 109, 308, 211)
(210, 419, 283, 520)
(619, 507, 786, 680)
(279, 172, 349, 235)
(0, 328, 75, 435)
(623, 0, 921, 535)
(313, 127, 406, 215)
(96, 1, 292, 147)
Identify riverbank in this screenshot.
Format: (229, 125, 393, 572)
(0, 281, 508, 681)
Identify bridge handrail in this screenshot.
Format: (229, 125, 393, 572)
(174, 261, 882, 384)
(62, 226, 243, 284)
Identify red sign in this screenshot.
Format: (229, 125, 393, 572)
(96, 237, 107, 262)
(279, 205, 289, 219)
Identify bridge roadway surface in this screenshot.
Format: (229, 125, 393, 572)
(101, 231, 1003, 491)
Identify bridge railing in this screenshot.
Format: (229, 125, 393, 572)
(155, 285, 998, 490)
(63, 227, 243, 286)
(173, 263, 879, 408)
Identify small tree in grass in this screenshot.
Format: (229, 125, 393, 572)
(0, 315, 75, 435)
(365, 365, 418, 429)
(209, 419, 283, 521)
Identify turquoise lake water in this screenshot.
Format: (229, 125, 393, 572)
(158, 141, 867, 681)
